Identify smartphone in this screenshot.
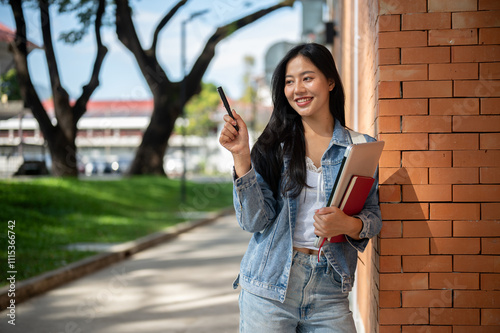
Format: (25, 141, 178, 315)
(217, 86, 239, 131)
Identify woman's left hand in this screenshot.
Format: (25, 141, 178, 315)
(313, 207, 363, 240)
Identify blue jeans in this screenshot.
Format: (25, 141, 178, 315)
(239, 251, 356, 332)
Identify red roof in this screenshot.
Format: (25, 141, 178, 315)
(0, 22, 40, 49)
(42, 99, 155, 117)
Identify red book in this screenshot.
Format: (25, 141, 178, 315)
(339, 175, 375, 216)
(324, 175, 374, 244)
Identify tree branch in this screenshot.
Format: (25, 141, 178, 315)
(39, 0, 70, 108)
(184, 0, 295, 102)
(116, 0, 170, 90)
(9, 0, 54, 138)
(73, 0, 108, 121)
(149, 0, 187, 56)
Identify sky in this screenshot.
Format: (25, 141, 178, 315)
(0, 0, 302, 101)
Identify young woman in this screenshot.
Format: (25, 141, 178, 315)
(219, 43, 382, 332)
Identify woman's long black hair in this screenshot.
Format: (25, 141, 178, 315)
(250, 43, 346, 199)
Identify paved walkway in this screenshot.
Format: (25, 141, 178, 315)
(0, 213, 250, 333)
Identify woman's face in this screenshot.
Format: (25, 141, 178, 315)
(284, 55, 334, 121)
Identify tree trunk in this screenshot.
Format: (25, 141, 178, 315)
(128, 85, 181, 175)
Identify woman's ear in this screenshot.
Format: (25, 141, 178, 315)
(329, 80, 335, 91)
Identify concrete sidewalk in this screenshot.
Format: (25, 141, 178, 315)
(0, 213, 250, 333)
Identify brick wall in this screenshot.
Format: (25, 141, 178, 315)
(376, 0, 500, 331)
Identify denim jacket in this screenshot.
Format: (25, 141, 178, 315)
(231, 120, 382, 303)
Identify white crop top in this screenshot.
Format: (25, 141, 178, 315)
(293, 157, 326, 249)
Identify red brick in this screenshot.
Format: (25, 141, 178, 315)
(402, 13, 451, 30)
(380, 273, 429, 290)
(455, 290, 500, 308)
(379, 31, 427, 49)
(482, 238, 500, 254)
(381, 220, 403, 238)
(453, 115, 500, 132)
(481, 97, 500, 114)
(380, 133, 428, 151)
(403, 81, 453, 98)
(429, 133, 478, 150)
(454, 150, 500, 167)
(428, 0, 477, 12)
(403, 220, 452, 238)
(430, 308, 479, 325)
(453, 11, 500, 29)
(380, 290, 401, 307)
(454, 255, 500, 273)
(379, 48, 401, 65)
(482, 203, 500, 220)
(480, 133, 500, 150)
(381, 255, 402, 272)
(402, 151, 452, 168)
(403, 255, 452, 272)
(429, 63, 478, 80)
(482, 309, 500, 325)
(430, 203, 480, 220)
(381, 202, 429, 220)
(380, 168, 428, 185)
(480, 63, 500, 79)
(429, 167, 479, 184)
(480, 0, 500, 10)
(481, 273, 500, 290)
(452, 45, 500, 62)
(379, 82, 402, 99)
(381, 238, 429, 255)
(380, 65, 427, 81)
(429, 29, 478, 46)
(481, 167, 500, 183)
(402, 290, 452, 307)
(430, 98, 479, 115)
(401, 47, 450, 64)
(454, 185, 500, 202)
(454, 326, 500, 333)
(380, 308, 428, 325)
(379, 115, 401, 132)
(430, 272, 480, 289)
(379, 15, 401, 32)
(454, 220, 500, 237)
(454, 80, 500, 97)
(380, 151, 402, 167)
(379, 99, 428, 116)
(479, 27, 500, 44)
(380, 326, 402, 333)
(403, 116, 452, 133)
(402, 327, 451, 333)
(403, 184, 452, 202)
(380, 184, 402, 202)
(379, 0, 427, 15)
(431, 238, 480, 254)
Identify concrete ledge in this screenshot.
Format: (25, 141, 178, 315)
(0, 207, 235, 309)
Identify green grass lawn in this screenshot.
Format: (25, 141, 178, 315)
(0, 176, 234, 284)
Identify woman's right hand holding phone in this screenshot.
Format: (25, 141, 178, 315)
(219, 110, 251, 178)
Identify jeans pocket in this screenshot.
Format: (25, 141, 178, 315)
(327, 265, 342, 287)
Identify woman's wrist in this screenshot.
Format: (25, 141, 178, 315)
(233, 153, 251, 179)
(346, 216, 363, 240)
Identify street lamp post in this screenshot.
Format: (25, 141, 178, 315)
(180, 9, 209, 203)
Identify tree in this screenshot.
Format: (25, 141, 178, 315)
(175, 82, 220, 137)
(116, 0, 296, 175)
(0, 68, 21, 100)
(8, 0, 107, 176)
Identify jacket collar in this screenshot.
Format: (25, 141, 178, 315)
(328, 119, 351, 149)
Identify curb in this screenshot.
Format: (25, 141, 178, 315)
(0, 207, 235, 310)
